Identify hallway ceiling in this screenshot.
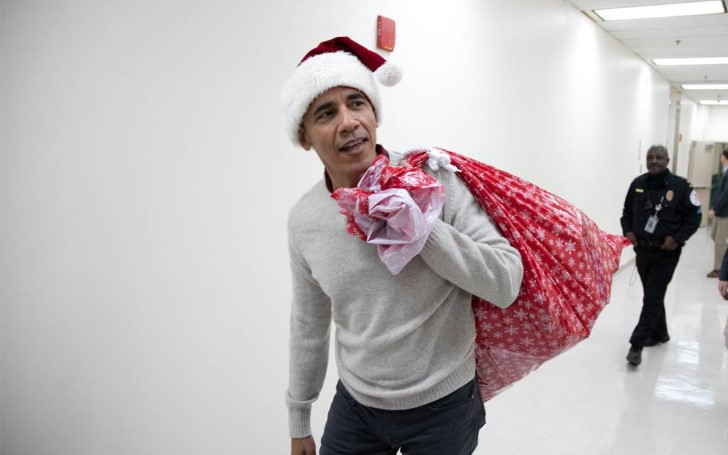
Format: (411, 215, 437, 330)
(567, 0, 728, 105)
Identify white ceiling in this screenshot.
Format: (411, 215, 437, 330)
(566, 0, 728, 104)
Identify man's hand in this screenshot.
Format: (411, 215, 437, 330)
(625, 232, 638, 246)
(709, 209, 716, 219)
(719, 281, 728, 300)
(291, 436, 317, 455)
(661, 236, 678, 251)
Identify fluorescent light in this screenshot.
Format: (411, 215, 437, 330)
(594, 1, 725, 21)
(653, 57, 728, 66)
(683, 84, 728, 90)
(700, 100, 728, 105)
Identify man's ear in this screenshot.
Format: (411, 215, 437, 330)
(298, 128, 312, 151)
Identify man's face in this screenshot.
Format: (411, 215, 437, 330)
(298, 86, 378, 190)
(646, 148, 669, 175)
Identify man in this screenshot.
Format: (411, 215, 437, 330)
(716, 248, 728, 348)
(707, 149, 728, 277)
(620, 144, 702, 366)
(281, 37, 523, 455)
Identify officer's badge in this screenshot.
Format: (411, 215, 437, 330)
(666, 190, 674, 201)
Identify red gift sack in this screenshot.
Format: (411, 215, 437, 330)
(405, 148, 630, 401)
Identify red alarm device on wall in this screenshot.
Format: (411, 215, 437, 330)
(377, 15, 396, 51)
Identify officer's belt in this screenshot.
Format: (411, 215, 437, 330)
(636, 238, 664, 250)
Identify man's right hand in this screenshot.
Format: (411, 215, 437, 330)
(291, 436, 317, 455)
(625, 231, 638, 246)
(719, 281, 728, 300)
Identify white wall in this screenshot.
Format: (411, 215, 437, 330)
(675, 100, 728, 174)
(1, 0, 683, 454)
(675, 99, 700, 176)
(707, 106, 728, 142)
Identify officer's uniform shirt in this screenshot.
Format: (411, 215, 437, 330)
(620, 170, 702, 247)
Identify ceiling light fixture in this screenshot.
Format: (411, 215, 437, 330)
(683, 83, 728, 90)
(700, 100, 728, 105)
(594, 1, 725, 21)
(653, 57, 728, 66)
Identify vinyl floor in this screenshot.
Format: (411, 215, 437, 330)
(479, 227, 728, 455)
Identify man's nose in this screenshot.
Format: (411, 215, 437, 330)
(339, 108, 359, 131)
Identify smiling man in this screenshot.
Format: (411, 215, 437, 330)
(281, 37, 523, 455)
(620, 144, 701, 367)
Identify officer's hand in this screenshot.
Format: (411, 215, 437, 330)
(661, 236, 678, 251)
(291, 436, 317, 455)
(709, 209, 716, 219)
(625, 232, 638, 246)
(718, 281, 728, 300)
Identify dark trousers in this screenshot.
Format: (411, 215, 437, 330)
(320, 377, 485, 455)
(629, 247, 681, 348)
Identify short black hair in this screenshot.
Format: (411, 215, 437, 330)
(647, 144, 668, 157)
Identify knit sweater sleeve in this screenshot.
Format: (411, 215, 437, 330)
(419, 166, 523, 308)
(286, 224, 332, 438)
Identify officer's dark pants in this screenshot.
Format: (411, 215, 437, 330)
(320, 377, 485, 455)
(629, 246, 681, 348)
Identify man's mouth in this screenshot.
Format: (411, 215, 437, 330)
(339, 137, 367, 153)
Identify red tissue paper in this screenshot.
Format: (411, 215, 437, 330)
(332, 154, 445, 275)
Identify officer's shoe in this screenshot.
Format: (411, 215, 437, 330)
(707, 269, 720, 278)
(626, 346, 642, 366)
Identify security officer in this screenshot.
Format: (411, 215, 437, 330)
(620, 144, 701, 366)
(707, 149, 728, 277)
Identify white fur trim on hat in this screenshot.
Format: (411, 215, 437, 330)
(281, 51, 382, 146)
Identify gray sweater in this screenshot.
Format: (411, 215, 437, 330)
(286, 149, 523, 438)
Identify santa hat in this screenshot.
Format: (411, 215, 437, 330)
(281, 36, 402, 146)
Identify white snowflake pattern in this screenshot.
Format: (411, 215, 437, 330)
(564, 240, 576, 253)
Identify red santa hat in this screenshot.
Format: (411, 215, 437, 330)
(281, 36, 402, 146)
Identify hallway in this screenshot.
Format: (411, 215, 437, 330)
(481, 226, 728, 455)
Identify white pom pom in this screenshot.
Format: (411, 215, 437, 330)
(374, 62, 402, 87)
(427, 148, 459, 173)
